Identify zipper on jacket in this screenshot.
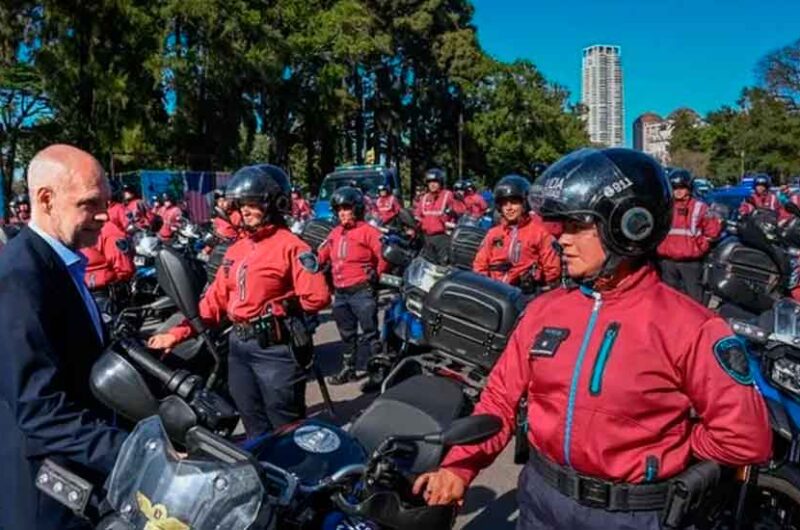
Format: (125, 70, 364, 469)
(589, 322, 620, 396)
(563, 289, 603, 467)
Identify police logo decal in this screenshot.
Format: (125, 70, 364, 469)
(298, 251, 320, 273)
(713, 336, 753, 385)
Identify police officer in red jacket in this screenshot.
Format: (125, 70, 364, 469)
(414, 148, 771, 529)
(657, 168, 722, 302)
(157, 191, 184, 242)
(414, 168, 464, 264)
(374, 184, 401, 225)
(107, 183, 129, 233)
(122, 184, 150, 229)
(210, 188, 242, 241)
(291, 186, 314, 221)
(473, 175, 561, 292)
(148, 165, 331, 437)
(739, 175, 781, 217)
(318, 187, 389, 390)
(7, 193, 31, 225)
(81, 219, 135, 313)
(463, 180, 489, 219)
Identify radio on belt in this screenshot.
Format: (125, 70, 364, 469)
(35, 458, 93, 515)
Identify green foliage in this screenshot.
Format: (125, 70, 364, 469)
(0, 0, 586, 202)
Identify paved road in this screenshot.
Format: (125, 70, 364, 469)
(306, 310, 519, 530)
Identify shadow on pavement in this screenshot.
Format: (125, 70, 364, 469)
(461, 487, 518, 530)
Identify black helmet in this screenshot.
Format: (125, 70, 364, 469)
(121, 184, 136, 195)
(377, 184, 389, 193)
(150, 194, 160, 204)
(160, 191, 175, 204)
(754, 175, 770, 187)
(452, 180, 466, 192)
(668, 168, 693, 189)
(330, 186, 365, 219)
(291, 185, 302, 194)
(424, 168, 445, 184)
(494, 175, 531, 211)
(212, 188, 226, 201)
(529, 148, 672, 258)
(465, 180, 477, 192)
(226, 164, 292, 220)
(15, 193, 29, 206)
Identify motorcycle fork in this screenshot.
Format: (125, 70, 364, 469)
(734, 465, 760, 530)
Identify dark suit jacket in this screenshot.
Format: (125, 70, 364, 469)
(0, 227, 128, 530)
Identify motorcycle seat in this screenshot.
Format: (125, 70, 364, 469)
(349, 375, 465, 473)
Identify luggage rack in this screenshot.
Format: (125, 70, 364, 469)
(382, 349, 489, 402)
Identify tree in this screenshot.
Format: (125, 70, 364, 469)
(757, 38, 800, 108)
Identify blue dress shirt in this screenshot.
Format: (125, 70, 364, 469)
(29, 222, 104, 342)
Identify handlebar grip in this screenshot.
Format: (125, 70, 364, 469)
(119, 338, 175, 386)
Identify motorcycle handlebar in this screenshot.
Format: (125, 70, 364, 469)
(119, 337, 176, 387)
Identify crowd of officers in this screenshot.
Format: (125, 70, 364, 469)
(0, 148, 788, 529)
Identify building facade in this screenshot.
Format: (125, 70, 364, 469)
(633, 112, 673, 165)
(581, 45, 624, 147)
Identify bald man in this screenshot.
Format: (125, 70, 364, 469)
(0, 144, 128, 530)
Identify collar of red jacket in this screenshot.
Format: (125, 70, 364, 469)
(577, 263, 659, 302)
(500, 215, 531, 229)
(248, 224, 281, 242)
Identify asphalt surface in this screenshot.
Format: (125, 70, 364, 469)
(306, 309, 520, 530)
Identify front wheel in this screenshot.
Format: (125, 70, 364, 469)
(751, 465, 800, 528)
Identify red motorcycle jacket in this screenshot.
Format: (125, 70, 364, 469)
(375, 195, 401, 224)
(292, 198, 313, 221)
(212, 210, 242, 240)
(414, 190, 465, 235)
(740, 191, 781, 217)
(82, 221, 135, 290)
(473, 216, 561, 285)
(107, 202, 129, 233)
(441, 265, 771, 485)
(318, 221, 389, 289)
(157, 205, 183, 241)
(125, 199, 150, 229)
(657, 197, 722, 261)
(168, 225, 331, 342)
(463, 192, 488, 218)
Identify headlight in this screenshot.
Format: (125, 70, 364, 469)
(770, 357, 800, 396)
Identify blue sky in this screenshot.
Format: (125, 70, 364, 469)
(471, 0, 800, 146)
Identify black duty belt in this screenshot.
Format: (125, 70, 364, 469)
(488, 262, 512, 273)
(335, 281, 372, 296)
(232, 315, 288, 345)
(529, 448, 669, 512)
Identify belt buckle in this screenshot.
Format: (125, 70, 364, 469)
(577, 476, 610, 508)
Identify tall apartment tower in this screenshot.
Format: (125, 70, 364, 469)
(582, 45, 624, 147)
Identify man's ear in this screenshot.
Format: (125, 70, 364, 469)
(36, 187, 55, 213)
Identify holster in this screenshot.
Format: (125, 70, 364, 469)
(661, 461, 721, 529)
(513, 395, 529, 464)
(282, 298, 315, 370)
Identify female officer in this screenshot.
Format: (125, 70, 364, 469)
(414, 148, 771, 529)
(473, 174, 561, 292)
(148, 165, 331, 437)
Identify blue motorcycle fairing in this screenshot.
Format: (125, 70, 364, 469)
(750, 355, 800, 433)
(135, 266, 156, 278)
(244, 419, 367, 488)
(384, 298, 424, 345)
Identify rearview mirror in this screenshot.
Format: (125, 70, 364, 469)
(423, 414, 502, 446)
(155, 247, 204, 334)
(90, 350, 159, 421)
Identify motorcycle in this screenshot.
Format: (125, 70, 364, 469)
(36, 260, 501, 529)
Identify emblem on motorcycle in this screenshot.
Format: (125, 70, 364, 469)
(293, 425, 341, 454)
(713, 336, 753, 385)
(136, 491, 190, 530)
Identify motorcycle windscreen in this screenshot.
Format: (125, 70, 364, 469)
(105, 416, 266, 530)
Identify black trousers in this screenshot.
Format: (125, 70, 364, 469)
(516, 462, 666, 530)
(659, 259, 704, 302)
(332, 286, 380, 368)
(422, 233, 450, 265)
(227, 334, 306, 438)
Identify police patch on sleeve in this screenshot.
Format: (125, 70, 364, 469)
(298, 251, 320, 273)
(713, 336, 753, 385)
(114, 238, 130, 253)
